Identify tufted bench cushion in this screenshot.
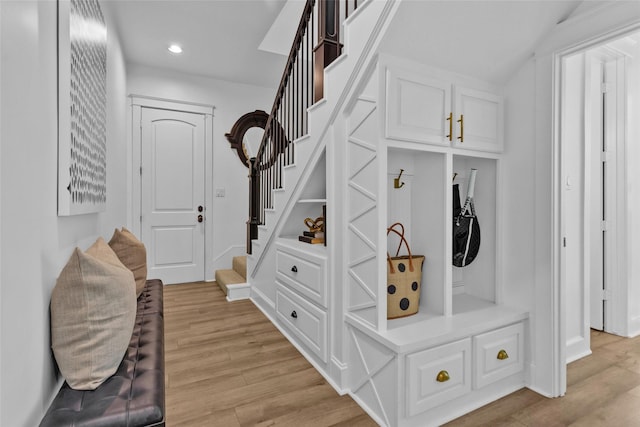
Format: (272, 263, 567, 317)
(137, 279, 164, 317)
(40, 280, 165, 427)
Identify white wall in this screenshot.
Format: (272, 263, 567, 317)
(501, 58, 539, 389)
(0, 1, 128, 425)
(126, 65, 276, 275)
(625, 37, 640, 336)
(502, 60, 536, 313)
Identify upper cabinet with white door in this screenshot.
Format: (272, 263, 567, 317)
(385, 66, 452, 146)
(453, 86, 504, 152)
(384, 56, 504, 153)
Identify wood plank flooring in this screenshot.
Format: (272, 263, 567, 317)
(163, 281, 375, 426)
(446, 330, 640, 426)
(164, 282, 640, 426)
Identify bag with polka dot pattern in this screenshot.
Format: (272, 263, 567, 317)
(387, 222, 425, 319)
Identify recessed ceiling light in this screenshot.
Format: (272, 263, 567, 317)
(168, 44, 183, 54)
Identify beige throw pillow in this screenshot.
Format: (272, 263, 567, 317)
(50, 238, 136, 390)
(108, 227, 147, 297)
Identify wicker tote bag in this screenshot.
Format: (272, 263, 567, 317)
(387, 222, 425, 319)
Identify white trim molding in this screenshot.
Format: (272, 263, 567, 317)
(226, 283, 251, 301)
(128, 95, 216, 282)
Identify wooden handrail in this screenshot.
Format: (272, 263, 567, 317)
(247, 0, 363, 254)
(255, 0, 315, 163)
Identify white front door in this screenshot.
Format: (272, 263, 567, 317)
(141, 107, 206, 284)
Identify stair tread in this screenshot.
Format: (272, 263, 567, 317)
(215, 269, 246, 295)
(215, 269, 245, 283)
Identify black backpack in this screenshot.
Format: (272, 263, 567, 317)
(452, 172, 481, 267)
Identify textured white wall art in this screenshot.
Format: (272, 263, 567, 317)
(58, 0, 107, 215)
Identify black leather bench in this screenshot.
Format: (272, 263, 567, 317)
(40, 279, 165, 427)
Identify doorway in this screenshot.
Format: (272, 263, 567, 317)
(561, 30, 640, 363)
(130, 96, 215, 284)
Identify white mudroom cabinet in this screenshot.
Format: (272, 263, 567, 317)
(341, 54, 528, 427)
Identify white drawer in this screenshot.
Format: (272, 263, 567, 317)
(276, 247, 326, 307)
(276, 284, 328, 363)
(473, 322, 524, 388)
(406, 339, 471, 416)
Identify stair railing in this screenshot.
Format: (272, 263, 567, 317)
(247, 0, 363, 254)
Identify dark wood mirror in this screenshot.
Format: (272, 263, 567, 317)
(225, 110, 269, 167)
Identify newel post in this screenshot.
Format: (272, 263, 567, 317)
(314, 0, 342, 103)
(247, 157, 260, 254)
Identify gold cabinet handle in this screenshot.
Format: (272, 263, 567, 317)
(446, 112, 453, 141)
(436, 370, 450, 382)
(457, 114, 464, 142)
(497, 349, 509, 360)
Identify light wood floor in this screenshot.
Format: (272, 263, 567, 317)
(163, 281, 375, 426)
(447, 330, 640, 426)
(164, 282, 640, 426)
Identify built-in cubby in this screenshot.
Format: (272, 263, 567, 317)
(451, 154, 499, 315)
(387, 148, 447, 324)
(279, 151, 327, 242)
(385, 147, 501, 332)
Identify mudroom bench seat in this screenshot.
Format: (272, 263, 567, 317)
(40, 279, 165, 427)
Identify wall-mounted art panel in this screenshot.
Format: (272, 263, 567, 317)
(58, 0, 107, 215)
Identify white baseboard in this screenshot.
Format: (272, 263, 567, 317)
(566, 335, 592, 364)
(348, 390, 389, 427)
(226, 282, 251, 301)
(330, 356, 349, 394)
(250, 285, 275, 314)
(524, 362, 561, 398)
(628, 316, 640, 337)
(526, 384, 557, 399)
(566, 348, 592, 364)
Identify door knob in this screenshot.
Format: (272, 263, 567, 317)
(197, 214, 204, 223)
(198, 205, 204, 212)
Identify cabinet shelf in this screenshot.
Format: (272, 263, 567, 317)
(386, 294, 497, 333)
(452, 293, 496, 315)
(278, 236, 326, 256)
(297, 198, 327, 204)
(280, 151, 326, 239)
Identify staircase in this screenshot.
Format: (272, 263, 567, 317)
(215, 256, 250, 301)
(246, 0, 400, 314)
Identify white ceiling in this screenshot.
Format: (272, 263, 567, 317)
(101, 0, 303, 88)
(378, 1, 585, 84)
(102, 0, 626, 92)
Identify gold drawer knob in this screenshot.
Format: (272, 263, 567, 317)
(436, 370, 450, 383)
(497, 349, 509, 360)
